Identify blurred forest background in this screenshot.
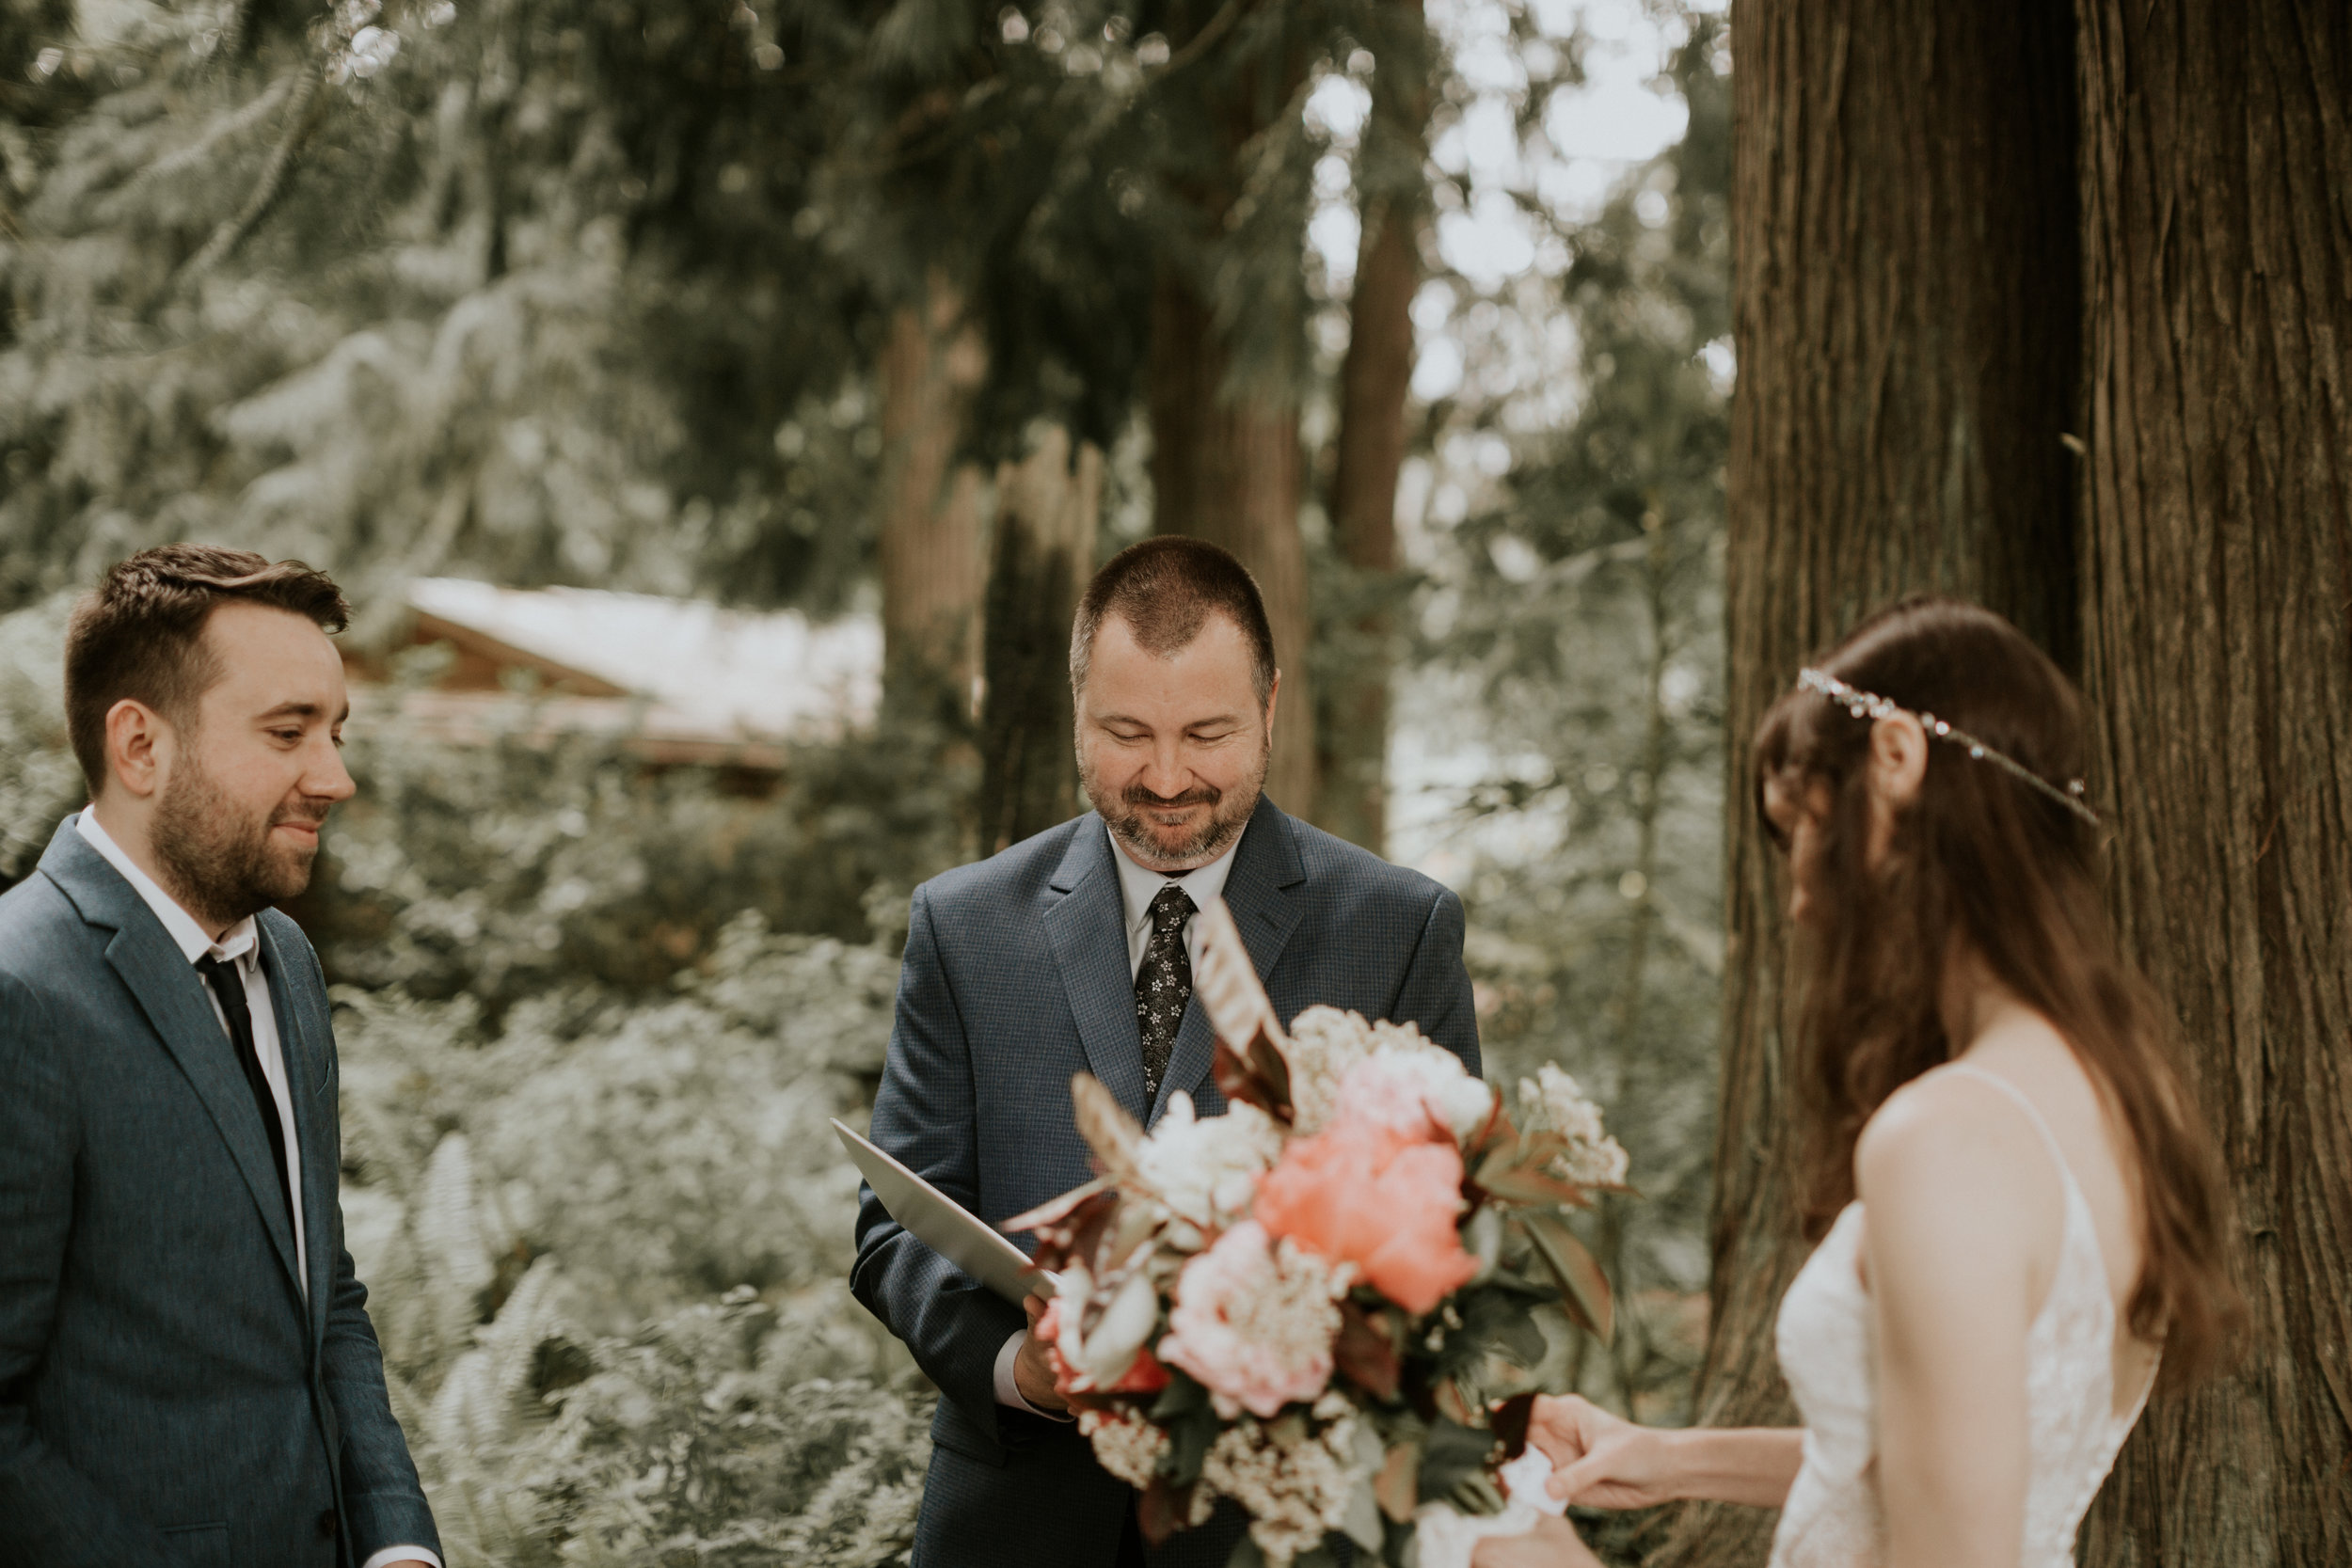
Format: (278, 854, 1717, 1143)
(0, 0, 1730, 1561)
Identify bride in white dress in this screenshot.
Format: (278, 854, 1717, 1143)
(1479, 598, 2243, 1568)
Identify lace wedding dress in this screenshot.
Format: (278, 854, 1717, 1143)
(1768, 1065, 2158, 1568)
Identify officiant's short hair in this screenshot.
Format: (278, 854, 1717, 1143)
(1071, 537, 1277, 705)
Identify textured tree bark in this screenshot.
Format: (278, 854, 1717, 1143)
(876, 274, 987, 719)
(1658, 2, 2081, 1561)
(1148, 275, 1318, 817)
(2074, 3, 2352, 1560)
(1320, 0, 1429, 854)
(978, 427, 1102, 854)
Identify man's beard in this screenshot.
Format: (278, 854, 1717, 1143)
(1082, 742, 1267, 873)
(152, 757, 326, 930)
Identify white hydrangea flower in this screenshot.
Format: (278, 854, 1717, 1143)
(1287, 1006, 1487, 1138)
(1517, 1064, 1629, 1186)
(1079, 1407, 1169, 1489)
(1283, 1006, 1377, 1133)
(1136, 1092, 1285, 1229)
(1199, 1413, 1369, 1565)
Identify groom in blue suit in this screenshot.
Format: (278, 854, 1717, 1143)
(0, 547, 437, 1567)
(853, 538, 1479, 1567)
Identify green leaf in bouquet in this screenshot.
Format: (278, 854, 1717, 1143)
(1225, 1532, 1269, 1568)
(1168, 1405, 1217, 1489)
(1519, 1212, 1613, 1342)
(1448, 1472, 1508, 1518)
(1142, 1475, 1201, 1546)
(1455, 1285, 1550, 1369)
(1343, 1427, 1388, 1550)
(1415, 1417, 1500, 1506)
(1293, 1544, 1342, 1568)
(1151, 1370, 1211, 1422)
(1375, 1439, 1420, 1523)
(1459, 1103, 1520, 1170)
(1476, 1164, 1596, 1210)
(1335, 1300, 1402, 1400)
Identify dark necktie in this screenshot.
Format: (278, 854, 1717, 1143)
(196, 954, 295, 1231)
(1135, 883, 1195, 1103)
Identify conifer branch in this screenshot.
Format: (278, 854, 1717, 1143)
(1157, 0, 1248, 75)
(161, 57, 330, 304)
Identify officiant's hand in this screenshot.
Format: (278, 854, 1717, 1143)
(1528, 1394, 1673, 1510)
(1470, 1514, 1602, 1568)
(1015, 1293, 1070, 1413)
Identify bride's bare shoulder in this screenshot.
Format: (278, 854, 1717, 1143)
(1852, 1057, 2063, 1207)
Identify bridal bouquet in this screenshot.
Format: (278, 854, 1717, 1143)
(1009, 897, 1629, 1568)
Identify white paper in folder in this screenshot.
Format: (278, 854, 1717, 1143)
(834, 1118, 1057, 1303)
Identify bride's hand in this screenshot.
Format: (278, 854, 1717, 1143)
(1470, 1514, 1602, 1568)
(1527, 1394, 1677, 1510)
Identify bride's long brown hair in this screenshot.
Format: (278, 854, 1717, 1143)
(1756, 596, 2242, 1388)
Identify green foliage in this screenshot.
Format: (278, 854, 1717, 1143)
(0, 592, 81, 886)
(0, 0, 880, 616)
(297, 695, 966, 1010)
(332, 914, 931, 1564)
(1414, 12, 1731, 1426)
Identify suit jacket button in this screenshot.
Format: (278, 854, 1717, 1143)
(317, 1508, 339, 1539)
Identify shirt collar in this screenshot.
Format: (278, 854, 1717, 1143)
(74, 810, 260, 968)
(1107, 818, 1247, 932)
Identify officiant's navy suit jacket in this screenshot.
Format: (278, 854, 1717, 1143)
(0, 820, 438, 1568)
(853, 797, 1479, 1568)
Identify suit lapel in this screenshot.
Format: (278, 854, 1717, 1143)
(260, 924, 332, 1340)
(42, 823, 308, 1307)
(1152, 799, 1307, 1125)
(1044, 817, 1152, 1122)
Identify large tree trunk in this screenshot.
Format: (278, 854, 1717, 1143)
(1148, 275, 1318, 816)
(1659, 2, 2081, 1561)
(977, 427, 1102, 853)
(2074, 2, 2352, 1559)
(1319, 0, 1430, 854)
(876, 274, 987, 720)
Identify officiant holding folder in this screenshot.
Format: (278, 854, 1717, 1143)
(852, 539, 1480, 1567)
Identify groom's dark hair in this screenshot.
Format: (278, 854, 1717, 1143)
(1070, 537, 1277, 705)
(65, 544, 350, 795)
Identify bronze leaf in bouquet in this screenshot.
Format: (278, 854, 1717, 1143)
(1007, 895, 1633, 1568)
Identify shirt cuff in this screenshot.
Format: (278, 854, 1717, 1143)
(361, 1549, 443, 1568)
(993, 1329, 1073, 1421)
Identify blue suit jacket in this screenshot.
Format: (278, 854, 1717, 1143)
(0, 819, 438, 1568)
(852, 799, 1479, 1567)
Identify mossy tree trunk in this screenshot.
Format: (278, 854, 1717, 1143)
(2074, 2, 2352, 1559)
(977, 428, 1101, 854)
(1658, 0, 2081, 1560)
(1319, 0, 1432, 854)
(876, 273, 987, 722)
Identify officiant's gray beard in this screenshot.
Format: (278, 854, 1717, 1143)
(1081, 745, 1266, 874)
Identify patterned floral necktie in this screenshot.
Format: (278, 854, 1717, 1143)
(1135, 882, 1196, 1102)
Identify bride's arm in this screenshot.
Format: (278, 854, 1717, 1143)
(1859, 1082, 2049, 1568)
(1526, 1396, 1804, 1509)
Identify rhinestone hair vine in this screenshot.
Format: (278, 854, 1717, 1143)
(1796, 668, 2100, 828)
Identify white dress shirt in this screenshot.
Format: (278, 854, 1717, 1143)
(75, 813, 442, 1568)
(992, 821, 1250, 1417)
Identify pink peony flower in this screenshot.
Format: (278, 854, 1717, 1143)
(1156, 1221, 1347, 1419)
(1252, 1122, 1480, 1315)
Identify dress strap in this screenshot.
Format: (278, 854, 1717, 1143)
(1938, 1063, 2075, 1194)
